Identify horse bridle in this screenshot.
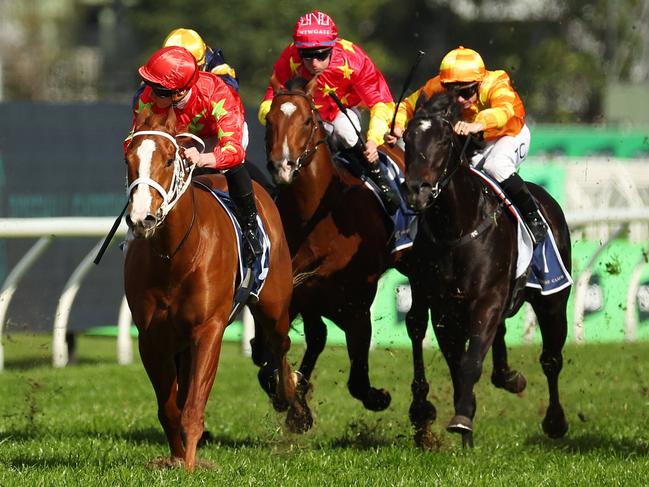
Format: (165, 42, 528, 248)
(127, 130, 204, 224)
(126, 130, 205, 261)
(273, 90, 328, 174)
(408, 114, 472, 205)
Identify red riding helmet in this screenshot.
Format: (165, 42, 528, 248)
(138, 46, 199, 90)
(293, 10, 338, 49)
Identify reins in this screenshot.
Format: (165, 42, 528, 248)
(410, 113, 503, 248)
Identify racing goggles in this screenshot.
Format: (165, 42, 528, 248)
(443, 82, 479, 100)
(298, 48, 332, 61)
(148, 83, 176, 98)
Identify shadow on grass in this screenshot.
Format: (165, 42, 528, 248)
(4, 357, 116, 371)
(526, 432, 649, 456)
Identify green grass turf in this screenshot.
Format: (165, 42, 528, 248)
(1, 333, 649, 486)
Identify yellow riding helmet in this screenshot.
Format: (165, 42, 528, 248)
(439, 46, 486, 84)
(163, 28, 207, 66)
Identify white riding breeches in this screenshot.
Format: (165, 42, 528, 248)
(470, 124, 531, 182)
(323, 109, 362, 149)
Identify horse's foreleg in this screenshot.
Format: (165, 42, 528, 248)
(532, 295, 569, 438)
(262, 310, 313, 434)
(342, 311, 391, 411)
(490, 321, 527, 394)
(405, 290, 437, 448)
(139, 338, 185, 460)
(181, 322, 225, 471)
(299, 312, 328, 385)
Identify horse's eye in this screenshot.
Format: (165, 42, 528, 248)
(305, 118, 312, 127)
(166, 158, 174, 167)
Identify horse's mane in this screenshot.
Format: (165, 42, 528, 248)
(284, 77, 310, 93)
(414, 92, 463, 125)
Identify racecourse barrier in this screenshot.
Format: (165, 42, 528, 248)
(1, 210, 648, 370)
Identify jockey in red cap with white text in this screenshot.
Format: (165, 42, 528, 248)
(127, 45, 263, 261)
(258, 10, 400, 214)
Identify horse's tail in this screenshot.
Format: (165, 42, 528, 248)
(293, 269, 320, 287)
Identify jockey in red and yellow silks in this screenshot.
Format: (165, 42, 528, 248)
(126, 46, 262, 261)
(258, 10, 400, 214)
(259, 40, 394, 148)
(388, 46, 547, 243)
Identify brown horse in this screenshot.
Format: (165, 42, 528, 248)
(256, 76, 409, 415)
(123, 107, 310, 470)
(403, 92, 570, 447)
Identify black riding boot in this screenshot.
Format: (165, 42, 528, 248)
(500, 173, 548, 244)
(340, 146, 400, 215)
(226, 165, 263, 264)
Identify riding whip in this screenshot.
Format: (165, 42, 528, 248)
(328, 92, 367, 149)
(389, 50, 425, 138)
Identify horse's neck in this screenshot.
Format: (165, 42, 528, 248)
(150, 187, 200, 261)
(427, 167, 486, 236)
(283, 149, 339, 222)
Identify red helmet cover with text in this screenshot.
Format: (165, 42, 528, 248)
(138, 46, 199, 90)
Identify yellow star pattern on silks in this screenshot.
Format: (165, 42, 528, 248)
(136, 99, 152, 114)
(340, 94, 350, 105)
(314, 103, 323, 111)
(222, 141, 237, 153)
(321, 82, 337, 97)
(218, 127, 234, 139)
(338, 39, 355, 52)
(289, 56, 302, 75)
(338, 60, 353, 80)
(211, 99, 228, 120)
(188, 109, 206, 133)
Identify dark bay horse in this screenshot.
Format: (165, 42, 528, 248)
(259, 76, 409, 414)
(402, 92, 571, 447)
(123, 107, 310, 470)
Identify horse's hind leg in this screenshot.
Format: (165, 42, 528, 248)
(139, 336, 185, 461)
(341, 310, 391, 411)
(491, 321, 527, 394)
(531, 292, 569, 438)
(405, 288, 437, 448)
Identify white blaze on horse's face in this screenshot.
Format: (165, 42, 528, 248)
(130, 139, 156, 224)
(417, 120, 432, 132)
(280, 102, 297, 118)
(270, 101, 299, 185)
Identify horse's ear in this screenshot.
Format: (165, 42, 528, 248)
(270, 74, 283, 95)
(414, 91, 429, 112)
(135, 105, 151, 128)
(164, 108, 177, 134)
(305, 75, 319, 97)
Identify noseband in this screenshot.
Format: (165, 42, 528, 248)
(127, 130, 203, 225)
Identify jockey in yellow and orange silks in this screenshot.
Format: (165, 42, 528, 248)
(258, 10, 400, 214)
(387, 46, 548, 243)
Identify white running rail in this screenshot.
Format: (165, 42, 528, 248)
(1, 209, 648, 370)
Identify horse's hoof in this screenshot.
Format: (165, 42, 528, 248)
(461, 431, 474, 448)
(361, 388, 391, 411)
(409, 400, 437, 426)
(447, 415, 473, 435)
(542, 406, 569, 438)
(491, 369, 527, 394)
(414, 427, 442, 450)
(285, 404, 313, 434)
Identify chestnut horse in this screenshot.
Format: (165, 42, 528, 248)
(258, 76, 410, 413)
(123, 107, 310, 470)
(403, 92, 571, 446)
